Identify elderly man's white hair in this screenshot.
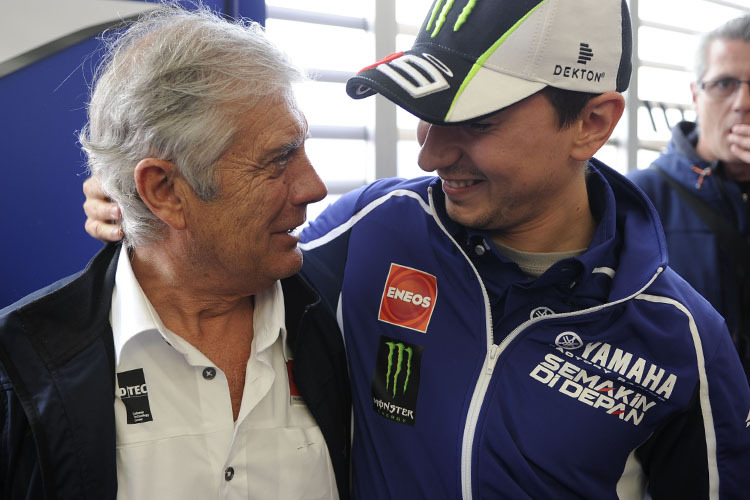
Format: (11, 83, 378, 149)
(79, 1, 306, 248)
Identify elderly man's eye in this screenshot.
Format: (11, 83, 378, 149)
(275, 152, 291, 166)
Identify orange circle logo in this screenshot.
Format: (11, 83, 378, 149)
(379, 264, 437, 333)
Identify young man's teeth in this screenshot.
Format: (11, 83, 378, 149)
(446, 179, 475, 188)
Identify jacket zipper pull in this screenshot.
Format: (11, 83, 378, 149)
(486, 344, 501, 374)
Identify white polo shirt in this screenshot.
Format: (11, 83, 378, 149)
(110, 249, 338, 500)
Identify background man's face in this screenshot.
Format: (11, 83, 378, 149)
(693, 39, 750, 169)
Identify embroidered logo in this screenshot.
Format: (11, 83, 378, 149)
(379, 263, 438, 333)
(375, 53, 452, 98)
(117, 368, 153, 424)
(555, 331, 583, 350)
(577, 42, 594, 64)
(371, 336, 424, 426)
(530, 306, 556, 319)
(426, 0, 478, 36)
(553, 41, 604, 83)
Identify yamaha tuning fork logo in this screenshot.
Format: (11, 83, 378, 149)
(555, 331, 583, 350)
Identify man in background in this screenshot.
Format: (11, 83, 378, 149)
(1, 4, 349, 498)
(629, 15, 750, 380)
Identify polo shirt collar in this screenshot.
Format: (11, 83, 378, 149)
(110, 248, 289, 365)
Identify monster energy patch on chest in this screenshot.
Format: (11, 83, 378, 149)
(371, 336, 423, 426)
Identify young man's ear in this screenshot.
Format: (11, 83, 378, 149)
(570, 91, 626, 162)
(133, 159, 186, 230)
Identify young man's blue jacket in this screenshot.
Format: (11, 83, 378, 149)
(300, 159, 750, 500)
(628, 121, 750, 379)
(0, 243, 351, 500)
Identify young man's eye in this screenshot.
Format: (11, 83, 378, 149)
(468, 122, 491, 131)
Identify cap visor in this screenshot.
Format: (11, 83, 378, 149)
(346, 48, 545, 125)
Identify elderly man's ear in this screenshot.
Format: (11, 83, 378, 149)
(134, 159, 188, 230)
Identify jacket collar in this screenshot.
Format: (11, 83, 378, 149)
(281, 272, 321, 349)
(426, 160, 668, 303)
(18, 243, 120, 375)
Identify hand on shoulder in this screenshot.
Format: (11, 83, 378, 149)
(83, 175, 124, 242)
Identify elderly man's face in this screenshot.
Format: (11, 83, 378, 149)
(184, 94, 326, 295)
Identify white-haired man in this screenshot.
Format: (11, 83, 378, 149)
(0, 4, 350, 499)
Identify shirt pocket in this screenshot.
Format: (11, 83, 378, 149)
(243, 425, 338, 500)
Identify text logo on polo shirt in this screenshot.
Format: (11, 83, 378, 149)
(371, 336, 423, 426)
(378, 263, 437, 333)
(117, 368, 153, 424)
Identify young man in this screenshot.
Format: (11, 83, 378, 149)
(629, 15, 750, 381)
(83, 0, 750, 498)
(301, 0, 749, 498)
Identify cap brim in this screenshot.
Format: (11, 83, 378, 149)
(346, 47, 545, 125)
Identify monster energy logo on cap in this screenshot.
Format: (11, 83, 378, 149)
(371, 336, 423, 426)
(426, 0, 478, 36)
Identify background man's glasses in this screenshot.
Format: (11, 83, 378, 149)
(698, 77, 750, 99)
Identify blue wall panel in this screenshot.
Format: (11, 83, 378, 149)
(0, 0, 265, 308)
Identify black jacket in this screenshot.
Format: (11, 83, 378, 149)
(0, 243, 351, 499)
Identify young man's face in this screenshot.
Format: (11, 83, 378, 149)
(416, 91, 583, 249)
(692, 39, 750, 174)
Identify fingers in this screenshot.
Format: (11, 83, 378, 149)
(83, 195, 121, 223)
(729, 124, 750, 163)
(82, 174, 109, 200)
(85, 217, 124, 242)
(83, 175, 124, 242)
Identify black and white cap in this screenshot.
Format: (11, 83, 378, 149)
(346, 0, 632, 125)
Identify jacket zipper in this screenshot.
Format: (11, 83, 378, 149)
(427, 188, 496, 500)
(428, 187, 669, 499)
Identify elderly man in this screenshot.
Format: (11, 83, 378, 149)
(629, 15, 750, 381)
(0, 4, 349, 499)
(83, 0, 750, 498)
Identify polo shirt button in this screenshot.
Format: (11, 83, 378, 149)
(224, 467, 234, 481)
(203, 367, 216, 380)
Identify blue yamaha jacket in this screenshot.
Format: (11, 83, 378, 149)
(300, 159, 750, 500)
(628, 121, 750, 379)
